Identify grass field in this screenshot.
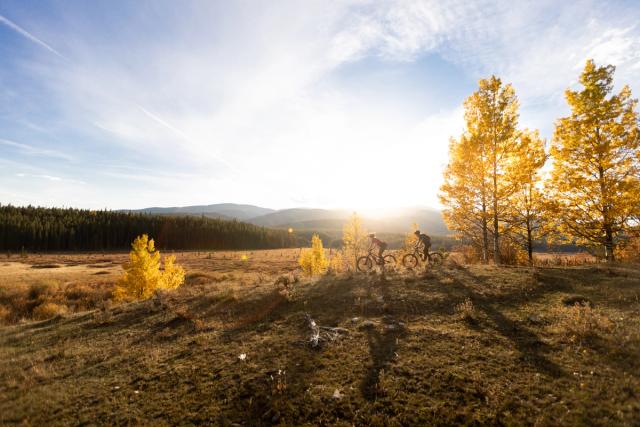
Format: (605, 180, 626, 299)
(1, 251, 639, 425)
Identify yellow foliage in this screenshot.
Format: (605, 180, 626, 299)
(113, 234, 185, 301)
(548, 60, 640, 261)
(162, 255, 185, 290)
(403, 222, 419, 253)
(440, 75, 521, 264)
(328, 250, 346, 274)
(342, 212, 367, 270)
(299, 234, 328, 276)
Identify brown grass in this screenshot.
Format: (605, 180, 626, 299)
(0, 251, 639, 425)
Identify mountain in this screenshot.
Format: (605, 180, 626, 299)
(130, 204, 449, 235)
(246, 208, 350, 228)
(126, 203, 275, 221)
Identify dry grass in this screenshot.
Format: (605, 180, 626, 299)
(551, 303, 614, 345)
(0, 252, 639, 425)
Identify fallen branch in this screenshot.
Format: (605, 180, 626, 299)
(303, 314, 349, 348)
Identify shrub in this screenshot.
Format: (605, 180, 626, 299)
(454, 244, 483, 264)
(619, 236, 640, 262)
(299, 234, 329, 276)
(113, 234, 185, 301)
(454, 298, 476, 322)
(0, 304, 10, 324)
(32, 302, 68, 320)
(552, 303, 613, 344)
(328, 250, 346, 274)
(499, 239, 528, 265)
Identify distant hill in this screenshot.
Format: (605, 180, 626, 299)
(126, 203, 275, 221)
(131, 204, 450, 236)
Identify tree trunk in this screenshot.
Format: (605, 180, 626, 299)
(492, 167, 500, 264)
(604, 225, 615, 262)
(527, 221, 533, 264)
(481, 197, 489, 263)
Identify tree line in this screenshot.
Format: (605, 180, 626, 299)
(0, 205, 299, 251)
(440, 60, 639, 263)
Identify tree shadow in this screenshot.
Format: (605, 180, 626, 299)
(360, 320, 407, 401)
(438, 266, 566, 378)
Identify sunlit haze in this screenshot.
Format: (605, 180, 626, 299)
(1, 1, 639, 211)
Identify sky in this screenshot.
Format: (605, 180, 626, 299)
(1, 0, 640, 211)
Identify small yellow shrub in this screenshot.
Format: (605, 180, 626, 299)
(113, 235, 185, 301)
(32, 302, 68, 320)
(328, 250, 346, 274)
(299, 234, 329, 276)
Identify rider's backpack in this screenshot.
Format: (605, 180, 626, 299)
(422, 234, 432, 248)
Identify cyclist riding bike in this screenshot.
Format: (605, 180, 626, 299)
(414, 230, 431, 261)
(368, 233, 387, 263)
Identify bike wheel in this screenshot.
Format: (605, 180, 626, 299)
(428, 252, 444, 267)
(383, 254, 397, 268)
(402, 253, 419, 269)
(356, 256, 373, 272)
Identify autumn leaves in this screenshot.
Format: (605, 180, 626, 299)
(440, 60, 639, 263)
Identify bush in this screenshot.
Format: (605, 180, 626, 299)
(32, 302, 68, 320)
(499, 239, 528, 265)
(619, 236, 640, 262)
(453, 244, 484, 264)
(552, 303, 613, 344)
(454, 298, 476, 322)
(299, 234, 329, 276)
(0, 304, 10, 324)
(113, 235, 185, 301)
(328, 250, 346, 274)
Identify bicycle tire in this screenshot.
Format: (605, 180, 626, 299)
(383, 254, 397, 267)
(356, 256, 373, 272)
(428, 252, 444, 267)
(402, 253, 419, 269)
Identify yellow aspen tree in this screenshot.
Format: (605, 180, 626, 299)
(549, 60, 640, 261)
(113, 234, 185, 301)
(440, 133, 491, 262)
(441, 76, 520, 263)
(342, 212, 367, 270)
(503, 129, 548, 263)
(468, 76, 520, 264)
(299, 234, 329, 276)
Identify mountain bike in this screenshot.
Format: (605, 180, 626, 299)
(402, 245, 444, 269)
(356, 248, 397, 272)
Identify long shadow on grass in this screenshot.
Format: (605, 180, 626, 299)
(438, 265, 566, 378)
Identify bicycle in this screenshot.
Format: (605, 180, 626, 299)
(402, 244, 444, 269)
(356, 248, 397, 272)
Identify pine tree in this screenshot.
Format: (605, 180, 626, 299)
(548, 60, 640, 261)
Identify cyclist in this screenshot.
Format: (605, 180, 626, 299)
(414, 230, 431, 261)
(368, 233, 387, 263)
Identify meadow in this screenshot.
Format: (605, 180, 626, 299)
(1, 250, 639, 425)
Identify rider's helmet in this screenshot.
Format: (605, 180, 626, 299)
(368, 233, 376, 238)
(414, 230, 421, 235)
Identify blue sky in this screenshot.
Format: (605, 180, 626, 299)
(1, 0, 639, 211)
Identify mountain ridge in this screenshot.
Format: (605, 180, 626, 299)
(128, 203, 449, 235)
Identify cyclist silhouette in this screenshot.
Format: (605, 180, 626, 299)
(414, 230, 431, 261)
(368, 233, 387, 263)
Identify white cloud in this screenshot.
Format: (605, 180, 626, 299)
(0, 14, 66, 58)
(0, 138, 73, 161)
(3, 1, 640, 209)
